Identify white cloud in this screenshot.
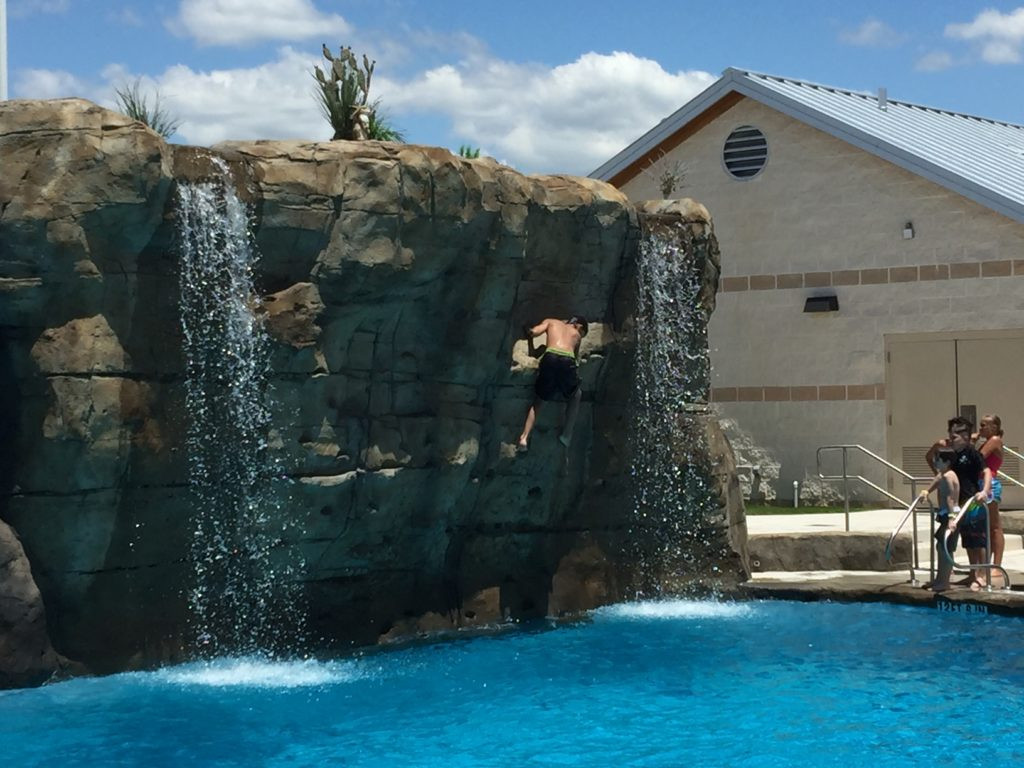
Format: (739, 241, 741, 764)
(13, 48, 326, 143)
(109, 6, 144, 27)
(946, 7, 1024, 64)
(14, 68, 87, 98)
(839, 18, 906, 47)
(379, 50, 715, 174)
(9, 0, 70, 17)
(167, 0, 350, 47)
(128, 45, 713, 175)
(159, 46, 714, 175)
(915, 51, 954, 72)
(12, 41, 714, 175)
(150, 48, 329, 144)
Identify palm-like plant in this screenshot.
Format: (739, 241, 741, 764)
(114, 79, 181, 139)
(314, 45, 403, 142)
(457, 145, 481, 159)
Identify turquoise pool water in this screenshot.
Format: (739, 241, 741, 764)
(4, 600, 1022, 767)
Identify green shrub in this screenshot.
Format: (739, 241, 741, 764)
(114, 79, 180, 139)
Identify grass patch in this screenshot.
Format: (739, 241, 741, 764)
(746, 504, 874, 516)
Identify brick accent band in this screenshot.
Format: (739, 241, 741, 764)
(719, 260, 1019, 292)
(711, 384, 885, 402)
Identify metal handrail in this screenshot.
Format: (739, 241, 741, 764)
(997, 469, 1024, 490)
(886, 494, 933, 585)
(822, 443, 1017, 589)
(816, 444, 932, 531)
(998, 445, 1024, 490)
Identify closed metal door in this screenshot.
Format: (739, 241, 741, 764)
(955, 336, 1024, 508)
(885, 338, 956, 492)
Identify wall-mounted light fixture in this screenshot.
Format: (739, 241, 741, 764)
(903, 221, 914, 239)
(804, 294, 839, 313)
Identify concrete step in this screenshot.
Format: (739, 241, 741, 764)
(1001, 510, 1024, 535)
(747, 509, 1024, 575)
(743, 571, 1024, 616)
(749, 532, 911, 572)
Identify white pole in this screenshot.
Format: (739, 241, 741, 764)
(0, 0, 7, 100)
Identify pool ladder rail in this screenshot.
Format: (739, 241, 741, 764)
(887, 494, 1011, 591)
(818, 444, 1019, 590)
(884, 493, 929, 580)
(940, 497, 1011, 591)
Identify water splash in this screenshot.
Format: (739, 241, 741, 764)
(176, 162, 303, 656)
(629, 222, 720, 589)
(592, 600, 754, 621)
(154, 658, 363, 689)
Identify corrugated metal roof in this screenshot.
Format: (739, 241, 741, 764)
(591, 68, 1024, 224)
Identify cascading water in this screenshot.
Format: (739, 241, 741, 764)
(630, 218, 721, 588)
(176, 162, 302, 656)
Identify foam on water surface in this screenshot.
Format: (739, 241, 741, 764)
(153, 657, 365, 689)
(593, 599, 755, 621)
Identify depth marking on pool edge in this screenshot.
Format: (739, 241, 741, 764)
(935, 600, 989, 615)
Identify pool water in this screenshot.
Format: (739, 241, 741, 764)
(4, 600, 1023, 767)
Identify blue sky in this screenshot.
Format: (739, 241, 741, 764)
(6, 0, 1024, 174)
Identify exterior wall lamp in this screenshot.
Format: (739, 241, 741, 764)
(803, 295, 839, 313)
(903, 221, 914, 239)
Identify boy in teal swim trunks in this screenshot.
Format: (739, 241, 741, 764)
(920, 447, 962, 592)
(517, 316, 588, 452)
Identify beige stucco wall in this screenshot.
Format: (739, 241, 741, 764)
(620, 96, 1024, 500)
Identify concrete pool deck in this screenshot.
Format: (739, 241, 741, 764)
(740, 508, 1024, 616)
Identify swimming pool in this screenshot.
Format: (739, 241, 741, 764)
(4, 600, 1022, 767)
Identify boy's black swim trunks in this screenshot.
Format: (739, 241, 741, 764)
(535, 352, 579, 401)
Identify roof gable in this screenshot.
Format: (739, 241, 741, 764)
(592, 68, 1024, 225)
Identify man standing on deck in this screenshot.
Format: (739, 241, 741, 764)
(517, 316, 588, 452)
(925, 416, 993, 589)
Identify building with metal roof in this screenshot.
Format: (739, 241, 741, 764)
(594, 68, 1024, 224)
(592, 68, 1024, 508)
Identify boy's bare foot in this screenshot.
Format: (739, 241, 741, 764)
(516, 440, 529, 454)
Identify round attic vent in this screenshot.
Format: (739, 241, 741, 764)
(723, 125, 768, 179)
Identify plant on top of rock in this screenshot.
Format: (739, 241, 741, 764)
(457, 145, 481, 159)
(314, 44, 403, 142)
(114, 78, 181, 139)
(366, 99, 405, 142)
(642, 150, 688, 198)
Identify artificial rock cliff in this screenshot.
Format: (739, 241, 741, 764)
(0, 99, 748, 687)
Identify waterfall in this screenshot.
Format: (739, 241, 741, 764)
(176, 164, 302, 656)
(630, 219, 719, 587)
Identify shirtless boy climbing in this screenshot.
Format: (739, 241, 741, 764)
(517, 316, 588, 452)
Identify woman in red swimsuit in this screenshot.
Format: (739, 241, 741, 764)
(977, 414, 1005, 579)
